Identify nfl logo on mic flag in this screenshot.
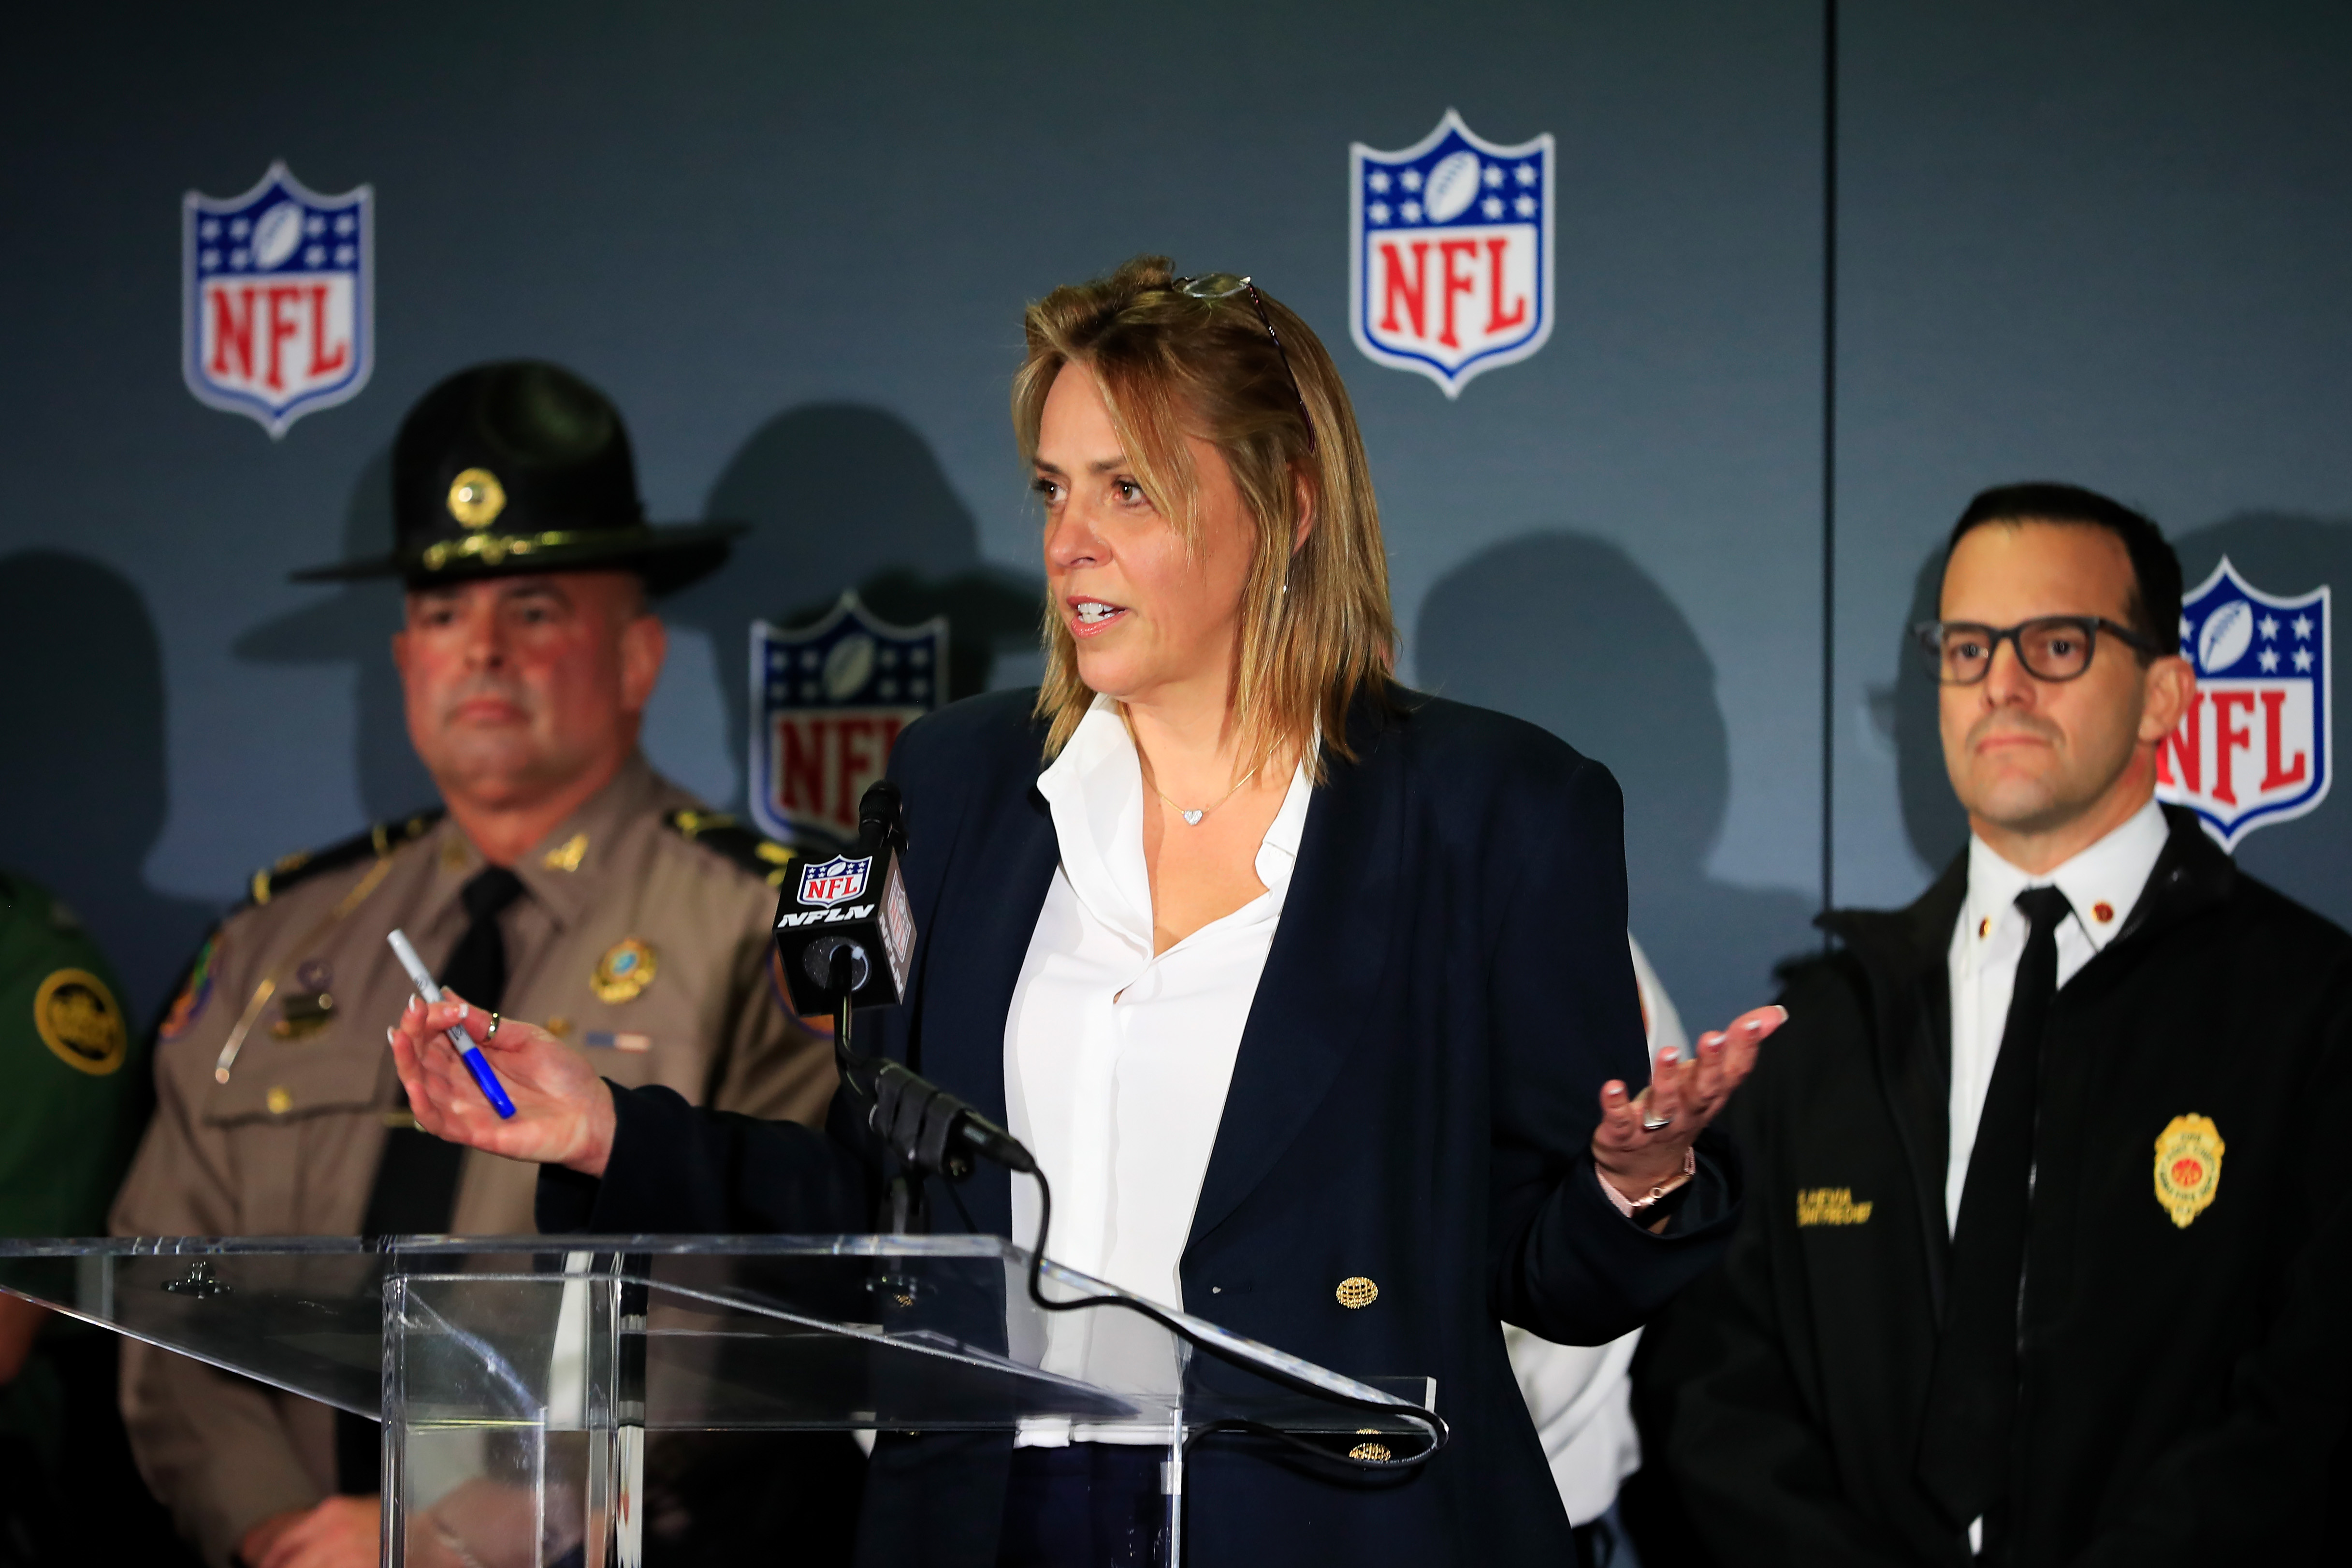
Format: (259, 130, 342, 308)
(1350, 109, 1553, 397)
(2157, 558, 2330, 850)
(183, 162, 372, 437)
(750, 593, 947, 847)
(796, 855, 872, 909)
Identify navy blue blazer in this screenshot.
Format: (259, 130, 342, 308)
(541, 685, 1742, 1564)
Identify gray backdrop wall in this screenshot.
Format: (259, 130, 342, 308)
(3, 1, 2347, 1043)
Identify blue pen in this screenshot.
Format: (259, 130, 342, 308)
(387, 929, 517, 1120)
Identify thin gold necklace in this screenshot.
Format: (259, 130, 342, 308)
(1150, 764, 1262, 826)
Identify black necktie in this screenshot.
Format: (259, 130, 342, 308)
(339, 866, 525, 1492)
(1917, 885, 2074, 1538)
(363, 865, 525, 1234)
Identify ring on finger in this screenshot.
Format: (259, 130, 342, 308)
(1641, 1110, 1675, 1132)
(485, 1011, 500, 1039)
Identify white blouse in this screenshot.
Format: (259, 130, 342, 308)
(1002, 697, 1312, 1441)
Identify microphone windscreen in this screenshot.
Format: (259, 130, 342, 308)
(858, 779, 905, 852)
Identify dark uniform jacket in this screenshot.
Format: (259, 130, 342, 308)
(1638, 806, 2352, 1568)
(542, 686, 1743, 1567)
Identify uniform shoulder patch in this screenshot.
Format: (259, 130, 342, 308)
(159, 928, 224, 1042)
(242, 808, 446, 908)
(663, 808, 801, 889)
(35, 967, 126, 1075)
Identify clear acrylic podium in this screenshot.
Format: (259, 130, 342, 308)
(0, 1236, 1434, 1566)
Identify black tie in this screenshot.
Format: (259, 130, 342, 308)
(1917, 885, 2074, 1539)
(338, 866, 525, 1492)
(363, 865, 525, 1234)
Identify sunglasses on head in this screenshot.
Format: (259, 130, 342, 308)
(1171, 273, 1319, 455)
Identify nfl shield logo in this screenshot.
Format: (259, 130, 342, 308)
(1350, 109, 1553, 398)
(750, 593, 947, 845)
(2158, 557, 2330, 849)
(183, 162, 373, 438)
(797, 855, 872, 908)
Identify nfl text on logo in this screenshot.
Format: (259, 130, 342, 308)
(750, 593, 947, 849)
(183, 162, 372, 437)
(2156, 558, 2330, 850)
(1350, 109, 1553, 398)
(796, 855, 873, 910)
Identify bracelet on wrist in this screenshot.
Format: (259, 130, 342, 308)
(1625, 1146, 1699, 1221)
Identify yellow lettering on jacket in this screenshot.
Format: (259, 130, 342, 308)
(1795, 1187, 1873, 1227)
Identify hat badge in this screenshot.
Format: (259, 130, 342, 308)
(447, 467, 507, 530)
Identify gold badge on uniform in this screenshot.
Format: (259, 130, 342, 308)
(542, 833, 589, 872)
(2153, 1114, 2223, 1228)
(34, 968, 126, 1076)
(447, 467, 506, 529)
(592, 938, 658, 1003)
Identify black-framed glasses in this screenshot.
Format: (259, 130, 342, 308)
(1911, 616, 2160, 684)
(1172, 273, 1318, 454)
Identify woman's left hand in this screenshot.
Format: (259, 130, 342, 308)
(1593, 1004, 1786, 1201)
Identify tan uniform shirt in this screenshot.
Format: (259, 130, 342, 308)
(109, 753, 833, 1565)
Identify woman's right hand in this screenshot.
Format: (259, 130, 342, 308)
(387, 993, 616, 1177)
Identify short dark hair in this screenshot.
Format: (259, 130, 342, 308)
(1945, 482, 2181, 655)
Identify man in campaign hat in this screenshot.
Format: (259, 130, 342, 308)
(112, 362, 844, 1568)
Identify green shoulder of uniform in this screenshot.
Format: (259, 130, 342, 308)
(1, 872, 114, 964)
(0, 870, 133, 1078)
(239, 808, 447, 910)
(662, 808, 802, 890)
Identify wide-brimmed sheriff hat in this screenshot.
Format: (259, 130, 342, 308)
(291, 360, 743, 595)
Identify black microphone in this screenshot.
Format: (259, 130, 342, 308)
(867, 1057, 1036, 1178)
(859, 778, 908, 854)
(775, 780, 1034, 1185)
(771, 782, 915, 1016)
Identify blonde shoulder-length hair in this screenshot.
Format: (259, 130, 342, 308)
(1013, 255, 1397, 784)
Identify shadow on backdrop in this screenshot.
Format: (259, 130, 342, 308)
(234, 447, 439, 825)
(1875, 511, 2352, 936)
(0, 551, 217, 1026)
(1870, 546, 1971, 879)
(1417, 532, 1815, 1033)
(666, 404, 1042, 811)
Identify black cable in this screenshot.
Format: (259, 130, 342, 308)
(1017, 1165, 1450, 1472)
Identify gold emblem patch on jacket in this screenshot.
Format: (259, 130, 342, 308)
(2153, 1114, 2223, 1228)
(35, 968, 126, 1076)
(1795, 1187, 1873, 1227)
(592, 938, 657, 1003)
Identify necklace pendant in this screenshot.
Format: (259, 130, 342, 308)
(1181, 809, 1205, 826)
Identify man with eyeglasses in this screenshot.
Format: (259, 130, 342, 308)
(1634, 483, 2352, 1566)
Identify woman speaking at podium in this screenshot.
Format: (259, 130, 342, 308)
(390, 257, 1779, 1565)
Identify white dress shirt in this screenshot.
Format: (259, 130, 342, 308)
(1944, 797, 2170, 1233)
(1003, 697, 1312, 1443)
